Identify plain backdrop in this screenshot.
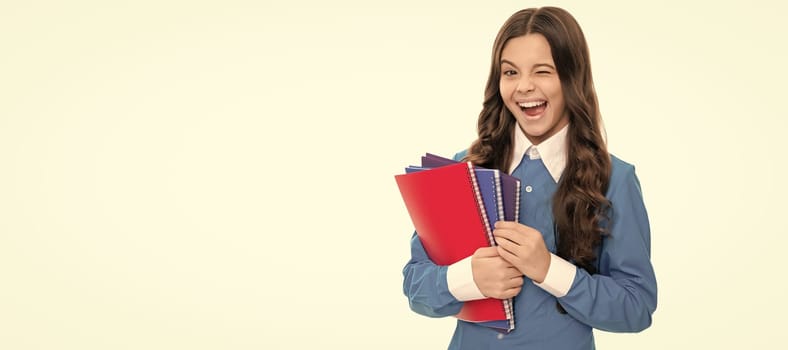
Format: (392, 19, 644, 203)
(2, 0, 787, 348)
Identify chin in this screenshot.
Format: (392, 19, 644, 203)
(518, 120, 546, 135)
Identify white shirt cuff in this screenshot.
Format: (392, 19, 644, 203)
(447, 255, 486, 301)
(533, 253, 576, 298)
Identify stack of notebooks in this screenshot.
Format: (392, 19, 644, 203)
(395, 153, 521, 332)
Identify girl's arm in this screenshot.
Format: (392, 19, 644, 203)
(554, 163, 658, 332)
(402, 233, 465, 317)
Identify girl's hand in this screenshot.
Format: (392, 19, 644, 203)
(493, 221, 551, 283)
(471, 247, 524, 299)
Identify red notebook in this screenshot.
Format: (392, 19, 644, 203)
(395, 161, 513, 328)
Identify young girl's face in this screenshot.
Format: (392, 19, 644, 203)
(499, 34, 569, 145)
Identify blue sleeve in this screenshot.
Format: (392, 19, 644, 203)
(557, 163, 658, 332)
(402, 233, 464, 317)
(401, 150, 468, 318)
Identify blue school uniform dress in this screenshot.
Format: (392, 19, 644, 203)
(402, 125, 657, 349)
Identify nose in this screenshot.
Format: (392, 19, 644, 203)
(516, 76, 535, 94)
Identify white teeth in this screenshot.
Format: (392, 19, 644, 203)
(518, 101, 546, 108)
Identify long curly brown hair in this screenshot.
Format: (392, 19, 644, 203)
(464, 7, 611, 273)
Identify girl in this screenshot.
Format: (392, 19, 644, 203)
(402, 7, 657, 349)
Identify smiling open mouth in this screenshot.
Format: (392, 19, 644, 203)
(518, 100, 547, 117)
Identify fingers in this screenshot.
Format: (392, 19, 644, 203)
(501, 286, 522, 299)
(487, 273, 524, 299)
(497, 244, 518, 263)
(490, 286, 522, 300)
(494, 220, 520, 229)
(494, 224, 545, 258)
(495, 233, 519, 253)
(495, 234, 528, 264)
(494, 221, 536, 231)
(493, 221, 519, 244)
(504, 269, 524, 286)
(493, 227, 524, 246)
(494, 230, 519, 246)
(494, 223, 539, 243)
(491, 267, 524, 288)
(473, 246, 500, 258)
(495, 233, 551, 283)
(470, 244, 528, 299)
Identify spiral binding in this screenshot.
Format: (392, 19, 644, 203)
(465, 162, 494, 246)
(495, 170, 516, 331)
(465, 162, 515, 331)
(508, 176, 522, 331)
(493, 171, 504, 228)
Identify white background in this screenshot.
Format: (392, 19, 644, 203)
(2, 0, 787, 348)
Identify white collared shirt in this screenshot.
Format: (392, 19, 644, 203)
(447, 123, 577, 301)
(508, 122, 568, 181)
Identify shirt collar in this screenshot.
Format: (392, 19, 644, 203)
(507, 123, 568, 183)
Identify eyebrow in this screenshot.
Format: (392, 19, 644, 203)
(500, 59, 556, 70)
